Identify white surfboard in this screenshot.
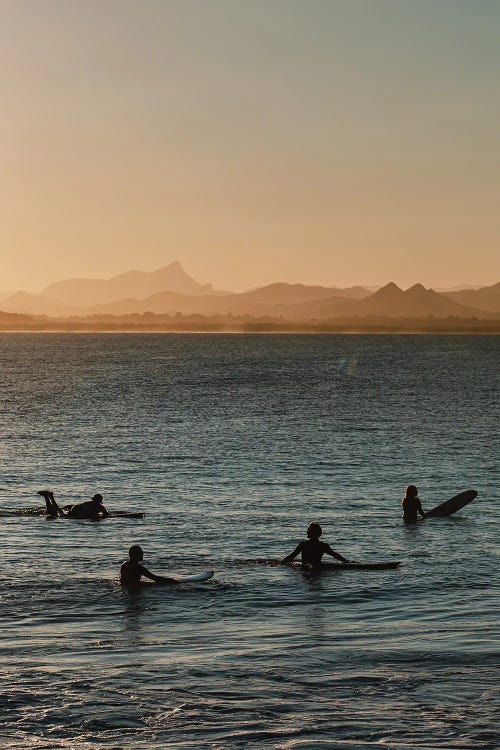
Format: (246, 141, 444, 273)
(170, 570, 214, 583)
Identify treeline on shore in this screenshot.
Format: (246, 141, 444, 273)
(1, 312, 500, 333)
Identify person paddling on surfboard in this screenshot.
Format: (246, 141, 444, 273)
(37, 490, 110, 520)
(280, 522, 350, 568)
(401, 485, 427, 523)
(120, 545, 176, 587)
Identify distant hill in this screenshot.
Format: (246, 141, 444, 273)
(5, 281, 494, 319)
(86, 291, 224, 316)
(443, 282, 500, 312)
(230, 282, 369, 306)
(222, 283, 369, 314)
(0, 291, 82, 316)
(3, 262, 497, 320)
(354, 282, 484, 317)
(84, 282, 371, 317)
(40, 260, 227, 307)
(437, 284, 484, 291)
(80, 279, 500, 319)
(82, 283, 369, 316)
(279, 283, 497, 319)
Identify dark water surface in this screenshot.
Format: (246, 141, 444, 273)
(0, 334, 498, 749)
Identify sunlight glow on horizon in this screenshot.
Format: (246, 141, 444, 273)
(1, 0, 499, 292)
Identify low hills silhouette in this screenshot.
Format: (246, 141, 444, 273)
(279, 282, 498, 319)
(1, 262, 499, 326)
(442, 282, 500, 313)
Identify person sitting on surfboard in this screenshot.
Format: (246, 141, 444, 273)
(37, 490, 110, 520)
(401, 485, 426, 523)
(120, 545, 175, 587)
(280, 522, 350, 568)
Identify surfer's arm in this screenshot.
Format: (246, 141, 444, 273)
(140, 567, 175, 585)
(280, 542, 303, 565)
(98, 505, 111, 518)
(324, 544, 349, 563)
(417, 500, 426, 518)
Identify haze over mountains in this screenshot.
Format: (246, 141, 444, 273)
(1, 261, 226, 315)
(1, 261, 499, 320)
(44, 260, 224, 305)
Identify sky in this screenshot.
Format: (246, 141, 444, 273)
(1, 0, 499, 293)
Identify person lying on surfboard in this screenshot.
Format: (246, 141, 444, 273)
(280, 522, 350, 568)
(401, 485, 427, 523)
(37, 490, 110, 520)
(120, 545, 175, 587)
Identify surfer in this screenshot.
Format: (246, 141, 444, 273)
(401, 485, 426, 523)
(120, 545, 175, 587)
(280, 522, 350, 568)
(37, 490, 110, 520)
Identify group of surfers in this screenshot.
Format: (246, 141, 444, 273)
(39, 484, 427, 524)
(120, 522, 350, 587)
(38, 485, 426, 588)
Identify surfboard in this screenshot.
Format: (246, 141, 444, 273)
(290, 561, 401, 571)
(0, 507, 144, 519)
(169, 570, 214, 583)
(425, 489, 478, 518)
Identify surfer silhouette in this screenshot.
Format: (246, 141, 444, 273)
(280, 522, 350, 567)
(37, 490, 110, 520)
(401, 485, 426, 522)
(120, 545, 175, 587)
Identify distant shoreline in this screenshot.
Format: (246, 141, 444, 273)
(1, 321, 499, 335)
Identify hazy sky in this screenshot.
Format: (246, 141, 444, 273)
(1, 0, 499, 292)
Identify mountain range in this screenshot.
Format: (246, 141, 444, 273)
(1, 262, 499, 319)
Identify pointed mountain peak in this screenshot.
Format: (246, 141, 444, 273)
(153, 260, 193, 278)
(151, 260, 184, 274)
(406, 283, 428, 295)
(371, 282, 404, 298)
(41, 260, 222, 306)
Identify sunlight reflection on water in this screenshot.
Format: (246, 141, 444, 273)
(0, 334, 498, 749)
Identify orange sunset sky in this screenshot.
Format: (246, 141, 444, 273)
(1, 1, 499, 292)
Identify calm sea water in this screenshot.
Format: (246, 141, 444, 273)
(0, 334, 498, 750)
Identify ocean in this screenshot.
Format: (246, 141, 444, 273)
(0, 333, 498, 749)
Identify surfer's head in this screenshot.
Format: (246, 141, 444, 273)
(91, 493, 103, 504)
(404, 485, 418, 498)
(128, 545, 143, 562)
(307, 522, 322, 539)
